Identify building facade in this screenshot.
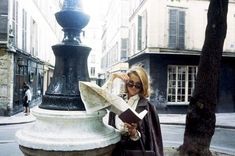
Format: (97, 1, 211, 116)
(102, 0, 235, 113)
(101, 0, 130, 78)
(0, 0, 61, 116)
(128, 0, 235, 113)
(101, 0, 129, 71)
(83, 22, 102, 84)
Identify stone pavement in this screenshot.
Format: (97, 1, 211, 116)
(0, 106, 235, 129)
(159, 113, 235, 129)
(0, 107, 234, 156)
(0, 107, 36, 125)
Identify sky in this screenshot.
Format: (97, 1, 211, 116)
(80, 0, 110, 72)
(82, 0, 109, 26)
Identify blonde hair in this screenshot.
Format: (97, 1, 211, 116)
(127, 65, 150, 98)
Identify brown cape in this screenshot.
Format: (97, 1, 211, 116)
(108, 97, 164, 156)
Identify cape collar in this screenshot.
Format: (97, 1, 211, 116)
(137, 96, 148, 107)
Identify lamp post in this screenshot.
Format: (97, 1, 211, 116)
(16, 0, 120, 155)
(39, 0, 90, 111)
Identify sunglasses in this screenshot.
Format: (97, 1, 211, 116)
(127, 80, 142, 89)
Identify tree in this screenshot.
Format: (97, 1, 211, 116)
(178, 0, 228, 155)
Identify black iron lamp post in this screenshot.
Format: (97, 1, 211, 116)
(39, 0, 91, 111)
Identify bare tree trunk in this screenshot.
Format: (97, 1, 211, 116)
(178, 0, 228, 155)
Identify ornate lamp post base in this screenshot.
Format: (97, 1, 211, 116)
(16, 107, 120, 156)
(19, 144, 115, 156)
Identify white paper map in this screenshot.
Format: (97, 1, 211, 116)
(79, 81, 129, 114)
(79, 81, 148, 123)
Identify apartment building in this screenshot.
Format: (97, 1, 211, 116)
(102, 0, 235, 113)
(101, 0, 129, 73)
(83, 25, 102, 84)
(128, 0, 235, 113)
(0, 0, 61, 116)
(100, 0, 130, 94)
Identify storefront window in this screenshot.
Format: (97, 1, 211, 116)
(167, 65, 197, 105)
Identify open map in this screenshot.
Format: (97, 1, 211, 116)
(79, 81, 147, 123)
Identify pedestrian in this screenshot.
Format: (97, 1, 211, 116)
(103, 65, 163, 156)
(23, 83, 32, 115)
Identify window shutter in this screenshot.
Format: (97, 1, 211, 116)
(137, 15, 142, 50)
(178, 10, 185, 49)
(169, 9, 177, 48)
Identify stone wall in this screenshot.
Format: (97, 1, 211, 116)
(0, 48, 14, 116)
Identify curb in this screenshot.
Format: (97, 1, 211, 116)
(0, 120, 35, 126)
(160, 122, 235, 129)
(0, 116, 36, 126)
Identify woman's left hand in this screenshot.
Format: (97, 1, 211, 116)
(124, 123, 138, 137)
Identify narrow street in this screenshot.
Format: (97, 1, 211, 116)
(161, 124, 235, 155)
(0, 123, 235, 156)
(0, 123, 33, 156)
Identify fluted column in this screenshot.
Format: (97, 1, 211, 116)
(39, 0, 90, 111)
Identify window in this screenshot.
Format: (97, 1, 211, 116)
(89, 54, 96, 64)
(30, 18, 38, 56)
(141, 10, 147, 49)
(137, 15, 142, 50)
(22, 9, 27, 51)
(121, 38, 128, 60)
(106, 43, 118, 67)
(130, 24, 136, 55)
(0, 0, 8, 41)
(168, 9, 185, 49)
(12, 0, 18, 46)
(136, 11, 147, 51)
(90, 67, 96, 77)
(167, 65, 197, 104)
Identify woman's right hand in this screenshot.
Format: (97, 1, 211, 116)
(113, 73, 129, 82)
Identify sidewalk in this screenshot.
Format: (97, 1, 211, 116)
(0, 107, 36, 125)
(0, 106, 235, 128)
(159, 113, 235, 129)
(0, 99, 41, 125)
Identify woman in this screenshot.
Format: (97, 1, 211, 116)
(23, 84, 32, 115)
(103, 66, 163, 156)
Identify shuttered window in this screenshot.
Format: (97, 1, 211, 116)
(168, 9, 185, 49)
(121, 38, 128, 60)
(137, 15, 142, 50)
(22, 9, 27, 51)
